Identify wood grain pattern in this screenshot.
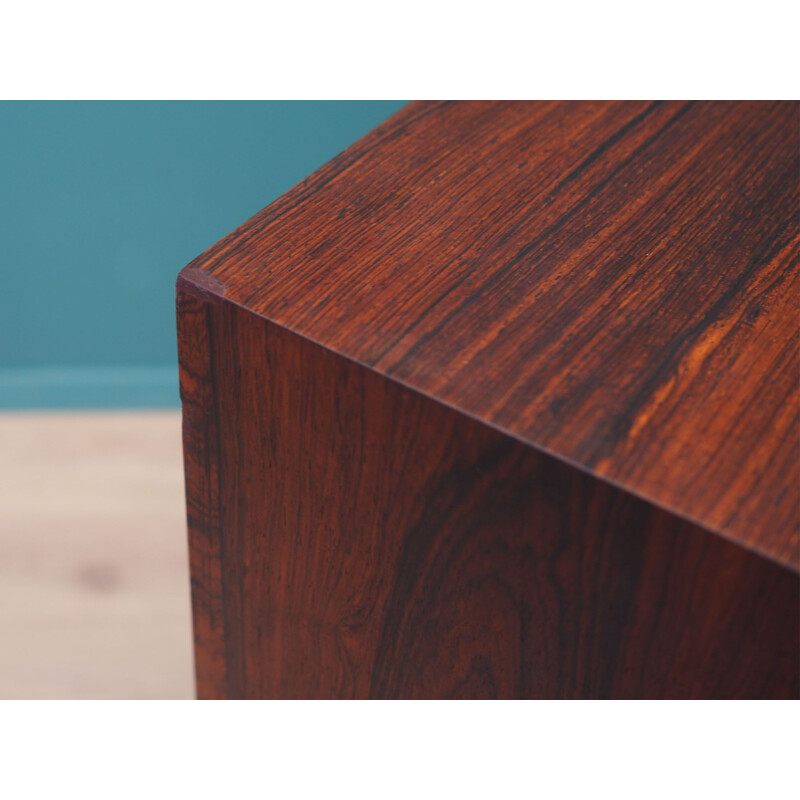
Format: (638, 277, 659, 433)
(186, 100, 799, 569)
(176, 281, 798, 698)
(178, 101, 800, 698)
(176, 273, 227, 699)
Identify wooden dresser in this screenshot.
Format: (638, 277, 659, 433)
(177, 101, 799, 698)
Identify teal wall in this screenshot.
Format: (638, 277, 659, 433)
(0, 101, 406, 409)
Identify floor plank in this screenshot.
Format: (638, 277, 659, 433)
(0, 411, 193, 699)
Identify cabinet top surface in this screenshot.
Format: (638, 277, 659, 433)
(187, 101, 799, 570)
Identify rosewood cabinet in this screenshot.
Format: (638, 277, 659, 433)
(177, 101, 799, 699)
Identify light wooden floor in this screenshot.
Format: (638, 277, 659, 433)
(0, 411, 194, 699)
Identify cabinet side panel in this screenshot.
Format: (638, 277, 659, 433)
(176, 273, 228, 699)
(212, 302, 799, 699)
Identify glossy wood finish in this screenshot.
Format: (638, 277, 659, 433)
(178, 102, 799, 698)
(187, 100, 799, 569)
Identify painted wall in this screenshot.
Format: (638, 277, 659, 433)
(0, 101, 406, 408)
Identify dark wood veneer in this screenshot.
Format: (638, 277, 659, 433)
(178, 101, 799, 699)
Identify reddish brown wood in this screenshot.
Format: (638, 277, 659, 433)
(178, 101, 800, 699)
(176, 271, 227, 699)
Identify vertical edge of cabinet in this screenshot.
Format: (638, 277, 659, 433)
(191, 297, 798, 699)
(176, 268, 229, 699)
